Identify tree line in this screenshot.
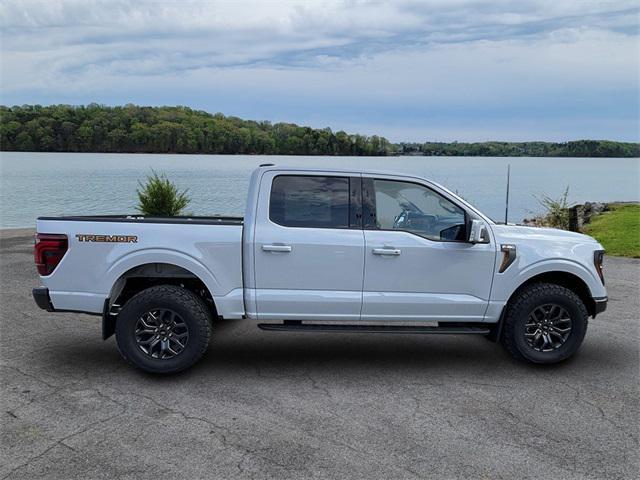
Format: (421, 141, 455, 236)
(1, 104, 638, 157)
(396, 140, 639, 158)
(0, 104, 392, 156)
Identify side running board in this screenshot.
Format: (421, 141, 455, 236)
(257, 322, 490, 335)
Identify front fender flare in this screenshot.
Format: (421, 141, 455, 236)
(506, 258, 601, 301)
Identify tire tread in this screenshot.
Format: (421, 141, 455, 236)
(502, 282, 588, 363)
(115, 285, 212, 373)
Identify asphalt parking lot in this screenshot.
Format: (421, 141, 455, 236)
(1, 229, 638, 479)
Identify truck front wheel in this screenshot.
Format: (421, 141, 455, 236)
(115, 285, 212, 374)
(502, 282, 588, 364)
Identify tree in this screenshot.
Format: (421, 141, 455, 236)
(136, 171, 191, 216)
(0, 104, 638, 157)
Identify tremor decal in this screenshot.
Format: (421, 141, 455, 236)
(75, 234, 138, 243)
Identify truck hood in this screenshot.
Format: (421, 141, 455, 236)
(491, 224, 601, 247)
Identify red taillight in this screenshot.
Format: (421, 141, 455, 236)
(34, 233, 68, 276)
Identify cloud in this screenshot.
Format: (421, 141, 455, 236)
(1, 0, 638, 141)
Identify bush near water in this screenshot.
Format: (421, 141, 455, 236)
(136, 171, 191, 217)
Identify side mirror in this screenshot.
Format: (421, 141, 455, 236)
(469, 219, 490, 244)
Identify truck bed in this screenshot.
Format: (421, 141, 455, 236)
(36, 215, 245, 318)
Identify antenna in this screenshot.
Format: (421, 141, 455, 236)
(504, 164, 510, 224)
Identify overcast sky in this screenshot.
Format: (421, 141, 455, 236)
(1, 0, 638, 142)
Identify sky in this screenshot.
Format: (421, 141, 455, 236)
(1, 0, 639, 142)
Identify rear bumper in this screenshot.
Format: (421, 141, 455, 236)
(594, 296, 608, 316)
(34, 287, 113, 339)
(33, 287, 106, 317)
(33, 287, 54, 311)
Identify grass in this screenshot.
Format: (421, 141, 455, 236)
(583, 203, 640, 258)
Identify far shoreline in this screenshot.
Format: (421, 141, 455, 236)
(1, 151, 639, 159)
(3, 105, 639, 158)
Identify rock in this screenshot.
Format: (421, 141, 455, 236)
(569, 202, 608, 231)
(522, 215, 545, 227)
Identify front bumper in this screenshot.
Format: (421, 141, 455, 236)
(33, 287, 54, 311)
(594, 296, 608, 316)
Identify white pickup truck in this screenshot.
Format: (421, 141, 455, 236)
(33, 165, 607, 373)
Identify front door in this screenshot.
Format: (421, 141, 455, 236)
(253, 173, 364, 321)
(361, 177, 496, 322)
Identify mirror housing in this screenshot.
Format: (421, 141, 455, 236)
(469, 219, 490, 244)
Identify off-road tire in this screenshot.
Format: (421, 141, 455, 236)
(502, 282, 588, 364)
(115, 285, 212, 374)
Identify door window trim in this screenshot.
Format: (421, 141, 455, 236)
(361, 177, 470, 243)
(268, 174, 362, 230)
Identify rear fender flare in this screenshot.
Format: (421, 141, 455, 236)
(103, 248, 222, 300)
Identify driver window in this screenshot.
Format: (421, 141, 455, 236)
(372, 179, 466, 241)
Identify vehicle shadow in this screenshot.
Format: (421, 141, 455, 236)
(26, 320, 630, 382)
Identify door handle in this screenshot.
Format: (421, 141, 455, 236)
(372, 248, 401, 256)
(262, 244, 292, 252)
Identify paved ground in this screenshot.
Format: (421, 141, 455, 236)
(1, 229, 638, 479)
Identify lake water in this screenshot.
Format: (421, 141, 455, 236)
(1, 152, 638, 228)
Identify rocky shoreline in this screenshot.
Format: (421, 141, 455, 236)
(522, 201, 638, 231)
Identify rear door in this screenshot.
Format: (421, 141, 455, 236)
(361, 177, 496, 322)
(253, 172, 364, 321)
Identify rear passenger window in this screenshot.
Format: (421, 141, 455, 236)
(270, 175, 350, 228)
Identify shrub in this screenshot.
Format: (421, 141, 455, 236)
(535, 186, 572, 230)
(136, 170, 190, 216)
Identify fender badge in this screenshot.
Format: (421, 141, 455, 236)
(76, 234, 138, 243)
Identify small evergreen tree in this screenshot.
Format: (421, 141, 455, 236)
(136, 170, 190, 216)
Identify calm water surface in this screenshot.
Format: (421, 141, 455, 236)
(1, 152, 638, 228)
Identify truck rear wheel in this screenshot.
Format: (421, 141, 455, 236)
(502, 282, 588, 364)
(115, 285, 212, 374)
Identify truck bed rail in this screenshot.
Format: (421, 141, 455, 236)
(37, 215, 244, 226)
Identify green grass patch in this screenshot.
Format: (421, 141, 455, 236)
(584, 204, 640, 258)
